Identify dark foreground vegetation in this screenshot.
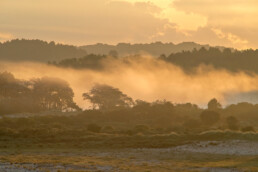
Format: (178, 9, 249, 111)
(0, 112, 258, 150)
(1, 109, 258, 171)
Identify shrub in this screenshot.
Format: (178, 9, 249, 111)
(87, 123, 101, 133)
(200, 110, 220, 126)
(226, 116, 240, 131)
(134, 125, 149, 133)
(241, 126, 255, 132)
(124, 129, 134, 136)
(183, 118, 201, 130)
(101, 126, 114, 133)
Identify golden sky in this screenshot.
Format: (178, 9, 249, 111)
(0, 0, 257, 49)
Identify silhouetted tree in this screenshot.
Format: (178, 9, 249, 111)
(0, 72, 79, 114)
(32, 77, 79, 111)
(208, 98, 222, 111)
(0, 72, 24, 97)
(83, 84, 134, 111)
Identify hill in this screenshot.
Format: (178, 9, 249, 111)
(0, 40, 230, 62)
(0, 39, 87, 62)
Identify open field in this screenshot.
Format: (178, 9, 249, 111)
(0, 142, 258, 172)
(0, 136, 258, 172)
(0, 113, 258, 171)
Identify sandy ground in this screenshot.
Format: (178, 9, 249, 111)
(0, 111, 79, 119)
(0, 162, 115, 172)
(173, 140, 258, 155)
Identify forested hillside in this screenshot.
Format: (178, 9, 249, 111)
(161, 47, 258, 74)
(50, 47, 258, 75)
(0, 39, 87, 62)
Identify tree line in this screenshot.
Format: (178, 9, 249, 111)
(0, 72, 257, 132)
(160, 47, 258, 74)
(0, 72, 79, 114)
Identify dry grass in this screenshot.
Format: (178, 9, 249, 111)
(0, 148, 257, 172)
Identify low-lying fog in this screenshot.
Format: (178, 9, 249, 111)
(1, 56, 258, 108)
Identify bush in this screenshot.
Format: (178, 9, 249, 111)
(183, 119, 201, 130)
(134, 125, 149, 133)
(200, 110, 220, 126)
(241, 126, 255, 132)
(101, 126, 114, 133)
(226, 116, 240, 131)
(87, 123, 101, 133)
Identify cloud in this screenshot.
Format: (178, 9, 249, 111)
(172, 0, 258, 48)
(211, 28, 248, 46)
(122, 0, 207, 30)
(173, 0, 258, 18)
(0, 0, 174, 44)
(0, 0, 257, 48)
